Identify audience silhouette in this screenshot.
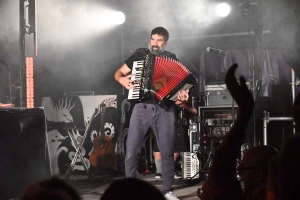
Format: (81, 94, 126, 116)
(21, 177, 81, 200)
(238, 145, 278, 200)
(100, 177, 165, 200)
(267, 90, 300, 200)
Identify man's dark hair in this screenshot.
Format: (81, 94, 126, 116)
(151, 27, 169, 41)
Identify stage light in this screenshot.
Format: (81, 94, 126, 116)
(103, 11, 125, 25)
(216, 3, 231, 17)
(26, 57, 34, 108)
(114, 11, 126, 25)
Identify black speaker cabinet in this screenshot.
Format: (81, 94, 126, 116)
(0, 107, 52, 199)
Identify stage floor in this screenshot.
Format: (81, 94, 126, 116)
(60, 172, 204, 200)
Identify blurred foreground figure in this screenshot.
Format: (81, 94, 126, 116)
(21, 177, 81, 200)
(100, 178, 165, 200)
(200, 64, 254, 200)
(267, 89, 300, 200)
(238, 145, 277, 200)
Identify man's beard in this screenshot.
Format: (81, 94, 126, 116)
(148, 43, 166, 55)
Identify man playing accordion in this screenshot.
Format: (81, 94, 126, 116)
(114, 27, 194, 200)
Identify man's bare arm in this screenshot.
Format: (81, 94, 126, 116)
(114, 63, 134, 90)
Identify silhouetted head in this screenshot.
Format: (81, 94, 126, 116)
(100, 178, 165, 200)
(279, 135, 300, 199)
(238, 145, 278, 197)
(21, 177, 81, 200)
(201, 178, 244, 200)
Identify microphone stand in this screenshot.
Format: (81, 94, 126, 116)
(248, 10, 263, 147)
(216, 52, 227, 83)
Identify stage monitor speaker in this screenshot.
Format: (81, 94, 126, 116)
(0, 107, 51, 199)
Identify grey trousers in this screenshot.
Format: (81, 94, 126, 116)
(125, 102, 175, 194)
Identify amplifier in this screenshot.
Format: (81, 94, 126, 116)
(205, 84, 228, 93)
(0, 107, 51, 199)
(205, 82, 250, 106)
(206, 94, 235, 106)
(199, 106, 238, 152)
(200, 106, 238, 137)
(206, 117, 234, 126)
(205, 82, 250, 94)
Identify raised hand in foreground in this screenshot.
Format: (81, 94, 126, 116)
(200, 64, 254, 200)
(225, 63, 254, 116)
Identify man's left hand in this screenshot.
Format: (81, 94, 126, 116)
(176, 90, 189, 104)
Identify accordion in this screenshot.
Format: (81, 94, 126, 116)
(128, 51, 197, 109)
(182, 152, 200, 180)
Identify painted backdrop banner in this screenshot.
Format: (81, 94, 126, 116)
(42, 95, 117, 175)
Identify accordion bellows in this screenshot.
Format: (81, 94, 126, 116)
(153, 56, 191, 101)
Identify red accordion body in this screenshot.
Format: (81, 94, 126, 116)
(152, 56, 191, 101)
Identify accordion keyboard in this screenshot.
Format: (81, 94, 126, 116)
(182, 152, 200, 179)
(128, 60, 144, 100)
